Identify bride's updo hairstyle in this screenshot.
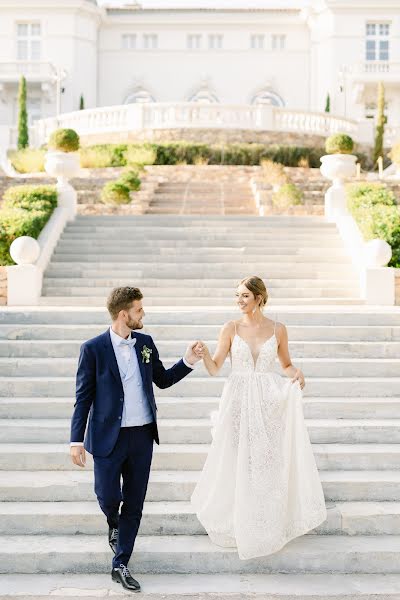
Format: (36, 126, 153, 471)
(239, 276, 268, 309)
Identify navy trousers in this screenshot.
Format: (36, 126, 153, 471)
(93, 423, 154, 568)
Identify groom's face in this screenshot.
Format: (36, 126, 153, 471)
(123, 299, 145, 330)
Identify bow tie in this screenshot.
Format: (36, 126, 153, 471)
(120, 337, 137, 348)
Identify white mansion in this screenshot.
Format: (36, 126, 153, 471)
(0, 0, 400, 146)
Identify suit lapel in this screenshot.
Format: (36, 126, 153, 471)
(103, 330, 123, 387)
(134, 335, 149, 389)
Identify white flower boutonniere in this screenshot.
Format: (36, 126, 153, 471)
(141, 345, 152, 364)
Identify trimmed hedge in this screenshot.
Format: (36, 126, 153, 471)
(0, 185, 57, 266)
(325, 133, 354, 155)
(100, 181, 131, 205)
(48, 128, 80, 153)
(346, 182, 400, 268)
(11, 141, 370, 172)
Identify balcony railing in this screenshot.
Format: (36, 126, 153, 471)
(350, 61, 400, 77)
(0, 61, 56, 82)
(30, 102, 360, 147)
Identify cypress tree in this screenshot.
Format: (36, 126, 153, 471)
(373, 81, 386, 167)
(17, 75, 29, 149)
(325, 93, 330, 113)
(79, 94, 85, 110)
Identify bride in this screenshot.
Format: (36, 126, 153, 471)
(191, 275, 327, 560)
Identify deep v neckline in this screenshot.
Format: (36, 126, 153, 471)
(234, 333, 276, 369)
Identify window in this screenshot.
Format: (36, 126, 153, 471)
(27, 97, 41, 124)
(272, 34, 286, 51)
(208, 34, 223, 50)
(250, 34, 264, 50)
(365, 22, 390, 62)
(187, 34, 202, 50)
(16, 22, 41, 60)
(251, 89, 284, 107)
(122, 34, 136, 50)
(143, 34, 158, 49)
(124, 88, 155, 104)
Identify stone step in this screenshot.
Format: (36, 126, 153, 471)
(39, 298, 364, 311)
(2, 418, 400, 445)
(1, 324, 398, 341)
(3, 340, 399, 359)
(3, 308, 397, 326)
(1, 357, 399, 378)
(2, 396, 400, 421)
(71, 214, 332, 223)
(1, 533, 400, 574)
(0, 468, 400, 502)
(0, 376, 396, 397)
(2, 500, 399, 536)
(41, 290, 360, 300)
(42, 277, 358, 288)
(42, 285, 360, 298)
(2, 572, 400, 599)
(1, 441, 400, 472)
(50, 251, 349, 261)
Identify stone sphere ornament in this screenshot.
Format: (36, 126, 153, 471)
(364, 238, 392, 267)
(10, 236, 40, 265)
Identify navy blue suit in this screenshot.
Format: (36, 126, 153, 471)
(70, 328, 193, 567)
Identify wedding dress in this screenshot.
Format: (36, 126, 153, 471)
(190, 320, 327, 560)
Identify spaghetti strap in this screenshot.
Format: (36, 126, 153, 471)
(273, 320, 276, 334)
(234, 321, 237, 336)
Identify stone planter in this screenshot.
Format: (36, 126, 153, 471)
(44, 150, 80, 220)
(320, 153, 357, 222)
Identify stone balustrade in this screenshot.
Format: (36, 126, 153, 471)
(28, 103, 371, 148)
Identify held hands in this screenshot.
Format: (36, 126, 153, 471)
(291, 368, 306, 390)
(70, 445, 86, 467)
(193, 341, 208, 359)
(184, 341, 205, 366)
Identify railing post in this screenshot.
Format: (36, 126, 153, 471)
(255, 104, 274, 130)
(126, 103, 144, 131)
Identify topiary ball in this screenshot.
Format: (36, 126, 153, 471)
(325, 133, 354, 155)
(48, 129, 80, 153)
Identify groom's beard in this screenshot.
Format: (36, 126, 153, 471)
(126, 318, 143, 331)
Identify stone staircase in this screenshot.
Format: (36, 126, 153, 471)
(2, 212, 400, 598)
(40, 215, 363, 306)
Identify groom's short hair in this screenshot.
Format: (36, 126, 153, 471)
(107, 286, 143, 320)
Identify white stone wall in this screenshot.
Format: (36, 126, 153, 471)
(1, 0, 400, 135)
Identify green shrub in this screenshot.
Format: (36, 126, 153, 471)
(8, 148, 45, 173)
(346, 182, 400, 268)
(346, 183, 396, 208)
(48, 128, 80, 152)
(126, 144, 157, 167)
(272, 183, 304, 209)
(79, 144, 127, 168)
(325, 133, 354, 154)
(3, 185, 58, 212)
(260, 159, 289, 186)
(117, 170, 141, 191)
(100, 181, 131, 205)
(0, 185, 57, 265)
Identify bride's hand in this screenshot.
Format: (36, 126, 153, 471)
(194, 341, 208, 359)
(291, 368, 305, 390)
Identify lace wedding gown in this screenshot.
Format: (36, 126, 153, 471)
(190, 320, 327, 560)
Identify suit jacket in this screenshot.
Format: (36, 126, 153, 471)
(70, 329, 193, 457)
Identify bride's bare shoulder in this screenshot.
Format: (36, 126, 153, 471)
(220, 320, 237, 337)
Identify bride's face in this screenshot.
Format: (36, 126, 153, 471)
(236, 284, 259, 314)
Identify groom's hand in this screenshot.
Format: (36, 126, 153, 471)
(184, 341, 203, 365)
(70, 445, 86, 467)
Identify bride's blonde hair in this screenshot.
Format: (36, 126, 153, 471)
(239, 276, 268, 309)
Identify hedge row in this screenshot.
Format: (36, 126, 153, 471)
(346, 183, 400, 268)
(0, 185, 57, 266)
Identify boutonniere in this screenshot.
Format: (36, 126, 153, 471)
(141, 345, 152, 364)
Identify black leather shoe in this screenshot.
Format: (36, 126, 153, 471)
(111, 564, 141, 592)
(108, 527, 118, 554)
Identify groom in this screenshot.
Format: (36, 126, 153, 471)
(70, 286, 201, 592)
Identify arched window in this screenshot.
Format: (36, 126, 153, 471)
(124, 87, 155, 104)
(188, 85, 219, 104)
(251, 89, 285, 107)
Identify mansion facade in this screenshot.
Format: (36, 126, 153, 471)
(0, 0, 400, 134)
